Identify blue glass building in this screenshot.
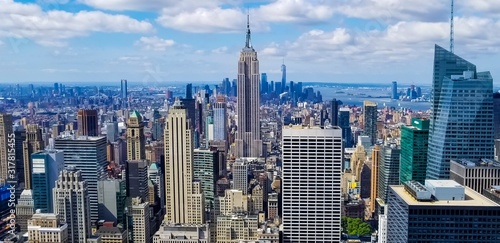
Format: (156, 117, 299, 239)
(31, 150, 64, 213)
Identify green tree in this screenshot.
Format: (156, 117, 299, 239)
(341, 217, 372, 236)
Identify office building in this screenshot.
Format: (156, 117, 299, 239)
(213, 97, 228, 141)
(131, 197, 150, 243)
(378, 143, 400, 203)
(427, 45, 494, 179)
(127, 111, 145, 161)
(282, 125, 343, 242)
(106, 121, 119, 143)
(153, 223, 209, 243)
(94, 226, 128, 243)
(483, 186, 500, 204)
(391, 81, 398, 99)
(216, 215, 258, 243)
(370, 145, 380, 214)
(363, 101, 378, 145)
(233, 158, 248, 194)
(77, 109, 99, 137)
(164, 100, 205, 224)
(261, 73, 268, 94)
(55, 135, 107, 222)
(16, 189, 34, 233)
(23, 124, 45, 189)
(218, 189, 248, 216)
(121, 79, 127, 99)
(127, 160, 149, 203)
(193, 149, 217, 209)
(400, 118, 429, 185)
(14, 125, 26, 185)
(235, 16, 262, 158)
(27, 212, 68, 243)
(148, 163, 164, 210)
(205, 109, 214, 142)
(494, 92, 500, 139)
(53, 169, 91, 243)
(387, 180, 500, 242)
(281, 61, 286, 93)
(331, 99, 339, 126)
(31, 150, 64, 213)
(339, 107, 351, 149)
(267, 193, 278, 219)
(450, 159, 500, 194)
(98, 178, 126, 224)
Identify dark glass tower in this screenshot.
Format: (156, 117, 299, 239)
(427, 45, 494, 179)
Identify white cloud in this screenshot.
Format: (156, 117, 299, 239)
(0, 0, 154, 46)
(79, 0, 220, 11)
(135, 36, 175, 51)
(212, 46, 229, 53)
(42, 68, 79, 73)
(157, 7, 246, 33)
(256, 0, 333, 24)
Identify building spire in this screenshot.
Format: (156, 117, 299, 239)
(245, 13, 251, 48)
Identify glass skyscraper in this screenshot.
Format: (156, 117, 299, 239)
(400, 118, 429, 185)
(427, 45, 494, 179)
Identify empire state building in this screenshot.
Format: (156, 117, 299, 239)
(235, 16, 262, 157)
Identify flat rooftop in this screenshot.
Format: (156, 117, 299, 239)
(391, 185, 499, 207)
(452, 159, 500, 168)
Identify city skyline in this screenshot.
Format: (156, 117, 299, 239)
(0, 0, 499, 84)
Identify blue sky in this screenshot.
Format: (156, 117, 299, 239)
(0, 0, 499, 85)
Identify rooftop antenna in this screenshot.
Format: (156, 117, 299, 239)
(450, 0, 454, 53)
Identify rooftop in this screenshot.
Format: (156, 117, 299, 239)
(391, 185, 498, 207)
(451, 159, 500, 168)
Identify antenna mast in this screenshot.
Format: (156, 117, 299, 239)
(450, 0, 454, 53)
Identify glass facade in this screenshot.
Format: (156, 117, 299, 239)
(400, 118, 429, 185)
(427, 45, 494, 179)
(378, 143, 400, 202)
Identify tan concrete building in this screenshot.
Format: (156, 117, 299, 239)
(127, 111, 145, 161)
(23, 124, 44, 189)
(164, 100, 205, 224)
(370, 145, 381, 214)
(94, 226, 128, 243)
(153, 223, 209, 243)
(27, 212, 68, 243)
(216, 215, 258, 243)
(131, 197, 151, 243)
(16, 189, 34, 233)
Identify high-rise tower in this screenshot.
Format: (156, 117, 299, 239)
(427, 45, 494, 179)
(164, 100, 205, 224)
(127, 111, 145, 161)
(121, 79, 127, 99)
(235, 15, 262, 158)
(23, 124, 44, 189)
(363, 101, 378, 145)
(281, 59, 286, 93)
(77, 109, 98, 136)
(0, 113, 13, 185)
(282, 125, 343, 242)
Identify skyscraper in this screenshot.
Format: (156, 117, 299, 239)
(31, 150, 64, 213)
(130, 197, 151, 243)
(235, 16, 262, 158)
(0, 113, 13, 185)
(55, 136, 107, 222)
(233, 158, 249, 194)
(370, 145, 381, 214)
(16, 189, 34, 233)
(261, 73, 268, 94)
(363, 101, 378, 145)
(282, 125, 343, 242)
(121, 79, 127, 99)
(193, 149, 217, 209)
(53, 169, 91, 243)
(106, 121, 119, 143)
(338, 108, 351, 148)
(400, 118, 429, 185)
(331, 99, 339, 126)
(391, 81, 398, 99)
(427, 45, 494, 179)
(27, 213, 68, 242)
(77, 109, 98, 136)
(387, 180, 500, 242)
(127, 160, 149, 203)
(98, 178, 126, 225)
(164, 100, 205, 224)
(23, 124, 44, 189)
(127, 111, 145, 161)
(213, 96, 228, 141)
(281, 61, 286, 93)
(378, 143, 400, 203)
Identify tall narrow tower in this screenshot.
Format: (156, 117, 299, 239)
(450, 0, 454, 53)
(164, 100, 205, 224)
(23, 124, 44, 189)
(235, 15, 262, 158)
(281, 58, 286, 93)
(0, 113, 13, 185)
(127, 111, 145, 161)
